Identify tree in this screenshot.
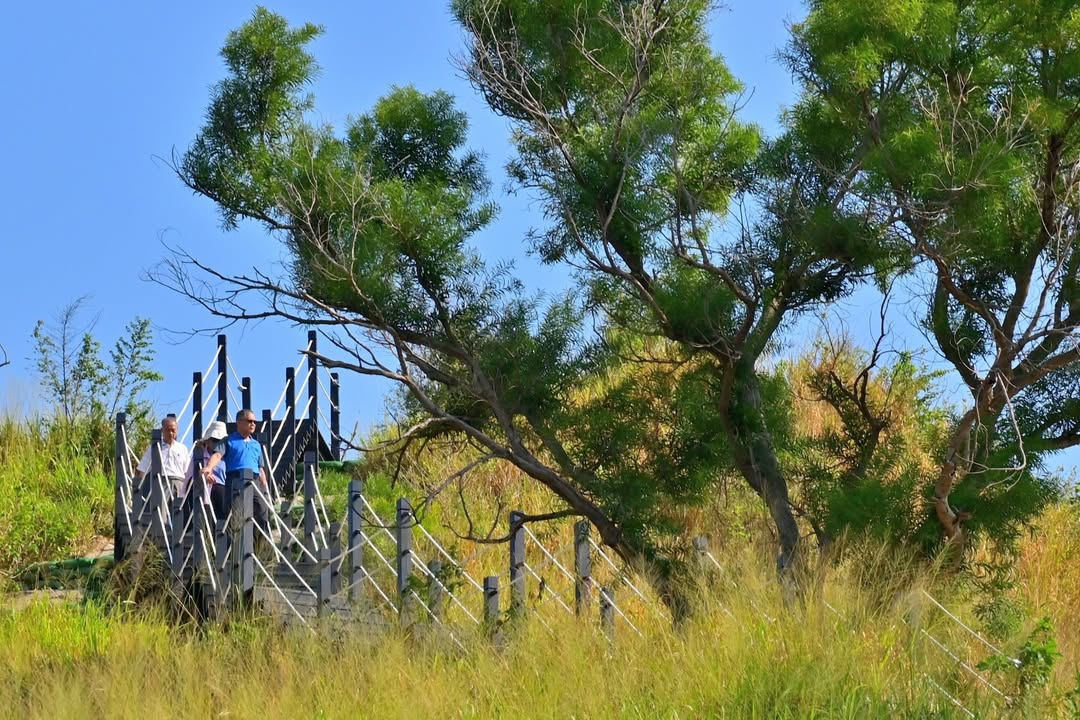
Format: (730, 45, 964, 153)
(162, 7, 739, 611)
(451, 0, 893, 573)
(33, 297, 162, 426)
(788, 0, 1078, 547)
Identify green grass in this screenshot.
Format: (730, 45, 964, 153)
(0, 546, 1074, 719)
(0, 417, 113, 574)
(2, 415, 1079, 718)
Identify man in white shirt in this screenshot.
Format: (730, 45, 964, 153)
(135, 415, 191, 498)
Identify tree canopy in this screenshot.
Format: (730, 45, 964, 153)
(162, 3, 1078, 604)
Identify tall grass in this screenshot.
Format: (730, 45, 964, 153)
(1, 539, 1075, 719)
(2, 414, 1078, 717)
(0, 417, 113, 573)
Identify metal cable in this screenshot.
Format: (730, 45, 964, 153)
(522, 562, 574, 615)
(252, 554, 312, 631)
(409, 549, 481, 625)
(589, 537, 669, 622)
(921, 590, 1020, 666)
(523, 527, 577, 585)
(597, 586, 642, 636)
(252, 520, 317, 597)
(920, 628, 1009, 701)
(412, 518, 485, 594)
(925, 676, 975, 719)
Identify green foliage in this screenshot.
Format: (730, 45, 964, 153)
(32, 298, 161, 470)
(979, 616, 1061, 702)
(789, 0, 1080, 538)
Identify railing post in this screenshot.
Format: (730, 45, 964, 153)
(509, 510, 526, 616)
(483, 576, 500, 626)
(428, 560, 445, 621)
(347, 479, 365, 603)
(330, 372, 341, 461)
(329, 521, 342, 595)
(574, 520, 592, 617)
(600, 586, 615, 639)
(213, 516, 229, 616)
(302, 450, 318, 556)
(191, 373, 203, 446)
(284, 366, 296, 494)
(260, 409, 274, 490)
(307, 330, 318, 457)
(241, 376, 252, 415)
(396, 498, 414, 621)
(216, 334, 228, 422)
(692, 535, 711, 579)
(317, 545, 332, 617)
(114, 412, 128, 564)
(149, 429, 166, 550)
(170, 496, 185, 578)
(192, 497, 208, 612)
(230, 469, 254, 605)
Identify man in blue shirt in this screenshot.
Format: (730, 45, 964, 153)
(202, 409, 270, 536)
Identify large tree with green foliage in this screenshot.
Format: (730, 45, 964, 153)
(451, 0, 893, 572)
(164, 7, 755, 609)
(788, 0, 1078, 547)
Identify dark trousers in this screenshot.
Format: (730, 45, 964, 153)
(208, 483, 228, 523)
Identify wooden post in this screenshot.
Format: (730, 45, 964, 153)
(216, 334, 228, 422)
(170, 497, 185, 577)
(347, 479, 365, 603)
(428, 560, 445, 621)
(483, 576, 500, 625)
(600, 585, 615, 638)
(284, 366, 296, 494)
(307, 330, 318, 456)
(230, 469, 255, 604)
(317, 545, 331, 617)
(396, 498, 414, 619)
(114, 412, 127, 564)
(149, 429, 165, 550)
(509, 510, 526, 615)
(302, 450, 318, 556)
(330, 372, 341, 461)
(692, 536, 711, 578)
(241, 377, 252, 415)
(214, 517, 230, 609)
(192, 498, 208, 610)
(260, 409, 274, 490)
(191, 373, 203, 446)
(574, 520, 592, 616)
(329, 522, 342, 595)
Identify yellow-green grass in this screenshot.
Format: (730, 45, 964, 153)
(1, 537, 1076, 719)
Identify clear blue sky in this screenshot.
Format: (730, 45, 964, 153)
(0, 2, 1073, 476)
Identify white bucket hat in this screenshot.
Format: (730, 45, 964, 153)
(201, 421, 228, 442)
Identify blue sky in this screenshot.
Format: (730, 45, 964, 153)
(0, 2, 1073, 476)
(0, 0, 801, 425)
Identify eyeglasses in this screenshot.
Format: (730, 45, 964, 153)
(242, 418, 257, 424)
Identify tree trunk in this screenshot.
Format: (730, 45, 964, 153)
(720, 367, 802, 578)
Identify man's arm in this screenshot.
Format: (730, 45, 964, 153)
(133, 446, 152, 480)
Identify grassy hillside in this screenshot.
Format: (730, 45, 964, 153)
(1, 416, 1079, 718)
